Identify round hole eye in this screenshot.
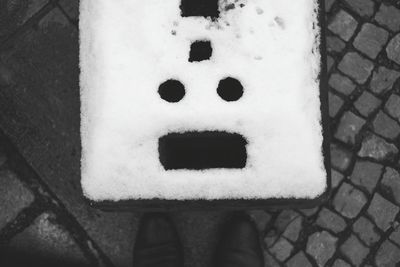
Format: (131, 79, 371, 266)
(217, 77, 243, 102)
(158, 79, 185, 103)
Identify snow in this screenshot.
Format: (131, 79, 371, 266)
(80, 0, 327, 201)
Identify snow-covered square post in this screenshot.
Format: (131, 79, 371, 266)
(80, 0, 330, 209)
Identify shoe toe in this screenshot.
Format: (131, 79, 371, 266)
(223, 215, 260, 249)
(216, 214, 264, 267)
(134, 213, 183, 267)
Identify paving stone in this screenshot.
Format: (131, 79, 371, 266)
(249, 210, 272, 233)
(350, 160, 383, 193)
(385, 94, 400, 122)
(286, 251, 312, 267)
(328, 10, 358, 41)
(331, 169, 344, 189)
(375, 3, 400, 32)
(263, 251, 280, 267)
(389, 224, 400, 246)
(327, 35, 346, 53)
(334, 111, 366, 145)
(372, 111, 400, 140)
(274, 210, 300, 233)
(338, 52, 374, 84)
(358, 133, 399, 162)
(0, 0, 48, 39)
(375, 240, 400, 267)
(353, 23, 389, 59)
(268, 237, 293, 262)
(381, 167, 400, 205)
(353, 216, 380, 246)
(367, 193, 399, 231)
(370, 67, 400, 95)
(386, 34, 400, 65)
(329, 73, 356, 95)
(325, 0, 335, 12)
(327, 55, 334, 72)
(340, 234, 369, 266)
(343, 0, 374, 17)
(59, 0, 79, 21)
(306, 231, 337, 267)
(39, 7, 71, 27)
(354, 91, 381, 117)
(333, 183, 367, 219)
(0, 170, 34, 229)
(316, 207, 347, 233)
(283, 216, 303, 242)
(332, 258, 351, 267)
(331, 143, 353, 172)
(329, 92, 344, 117)
(298, 207, 319, 217)
(264, 229, 279, 248)
(5, 213, 90, 266)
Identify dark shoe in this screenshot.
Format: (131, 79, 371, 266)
(215, 213, 264, 267)
(133, 213, 183, 267)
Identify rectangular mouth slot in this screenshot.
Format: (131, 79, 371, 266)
(159, 131, 247, 170)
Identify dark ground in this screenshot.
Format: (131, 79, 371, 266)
(1, 0, 400, 266)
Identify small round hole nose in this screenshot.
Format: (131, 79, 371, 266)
(158, 79, 185, 102)
(217, 77, 243, 102)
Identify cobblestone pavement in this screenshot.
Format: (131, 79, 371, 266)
(1, 0, 400, 266)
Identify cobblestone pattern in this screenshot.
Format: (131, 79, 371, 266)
(1, 0, 400, 267)
(261, 0, 400, 266)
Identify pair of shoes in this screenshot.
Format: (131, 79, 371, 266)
(133, 213, 264, 267)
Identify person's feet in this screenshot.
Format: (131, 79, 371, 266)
(215, 213, 264, 267)
(133, 213, 183, 267)
(133, 212, 263, 267)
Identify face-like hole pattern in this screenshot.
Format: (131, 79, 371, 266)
(158, 79, 185, 102)
(217, 77, 244, 101)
